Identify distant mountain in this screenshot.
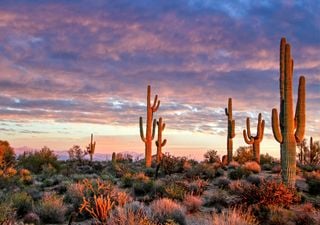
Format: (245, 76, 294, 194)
(13, 146, 144, 161)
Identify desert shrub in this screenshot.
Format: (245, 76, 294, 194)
(212, 208, 258, 225)
(112, 190, 132, 207)
(133, 179, 154, 197)
(243, 161, 261, 173)
(19, 168, 33, 185)
(261, 163, 272, 171)
(164, 182, 187, 201)
(203, 149, 221, 163)
(268, 206, 294, 225)
(108, 205, 156, 225)
(227, 161, 240, 169)
(36, 192, 67, 224)
(121, 173, 134, 188)
(150, 198, 186, 225)
(0, 200, 15, 223)
(18, 146, 60, 174)
(305, 171, 320, 195)
(228, 180, 251, 195)
(246, 174, 263, 186)
(260, 153, 275, 165)
(23, 212, 40, 225)
(64, 182, 85, 209)
(238, 180, 299, 207)
(216, 167, 225, 176)
(271, 164, 281, 173)
(187, 179, 208, 195)
(160, 154, 187, 175)
(215, 177, 231, 189)
(10, 192, 33, 217)
(233, 146, 253, 164)
(204, 189, 229, 209)
(291, 203, 319, 225)
(144, 167, 155, 177)
(183, 195, 202, 213)
(228, 167, 251, 180)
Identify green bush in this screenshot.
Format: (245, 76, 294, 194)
(36, 192, 67, 224)
(133, 180, 154, 196)
(228, 167, 251, 180)
(11, 192, 33, 217)
(164, 182, 187, 201)
(18, 146, 60, 174)
(260, 153, 275, 165)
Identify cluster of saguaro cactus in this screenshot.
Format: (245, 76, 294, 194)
(271, 38, 305, 188)
(225, 98, 235, 163)
(155, 117, 167, 164)
(309, 137, 319, 165)
(87, 133, 96, 162)
(140, 85, 160, 167)
(243, 113, 265, 163)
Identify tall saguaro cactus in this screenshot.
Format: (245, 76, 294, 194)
(271, 38, 306, 188)
(140, 85, 160, 167)
(243, 113, 265, 163)
(155, 117, 167, 164)
(88, 133, 96, 162)
(225, 98, 235, 163)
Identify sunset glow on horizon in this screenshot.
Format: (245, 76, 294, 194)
(0, 1, 319, 160)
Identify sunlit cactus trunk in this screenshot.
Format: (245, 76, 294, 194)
(88, 133, 96, 162)
(243, 113, 265, 163)
(271, 38, 306, 188)
(139, 85, 160, 167)
(156, 117, 167, 164)
(225, 98, 235, 163)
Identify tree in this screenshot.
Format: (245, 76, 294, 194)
(68, 145, 87, 162)
(233, 146, 253, 164)
(0, 140, 15, 170)
(204, 149, 220, 163)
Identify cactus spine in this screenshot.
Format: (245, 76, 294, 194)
(155, 117, 167, 164)
(243, 113, 265, 163)
(140, 85, 160, 167)
(271, 38, 306, 188)
(225, 98, 235, 163)
(88, 133, 96, 162)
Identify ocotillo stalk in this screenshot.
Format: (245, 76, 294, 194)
(243, 113, 265, 163)
(155, 117, 167, 164)
(272, 38, 305, 188)
(225, 98, 235, 163)
(88, 133, 96, 162)
(139, 85, 160, 167)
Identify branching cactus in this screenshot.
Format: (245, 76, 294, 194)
(309, 137, 318, 165)
(140, 85, 160, 167)
(243, 113, 265, 164)
(88, 133, 96, 162)
(272, 38, 306, 188)
(155, 117, 167, 164)
(225, 98, 235, 163)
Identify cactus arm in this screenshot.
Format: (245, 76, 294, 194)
(243, 129, 254, 144)
(139, 117, 146, 142)
(152, 95, 160, 112)
(246, 117, 252, 138)
(225, 108, 229, 116)
(152, 119, 156, 140)
(162, 139, 167, 147)
(162, 123, 166, 131)
(155, 140, 159, 147)
(294, 76, 306, 143)
(272, 108, 283, 143)
(259, 120, 265, 142)
(231, 120, 235, 138)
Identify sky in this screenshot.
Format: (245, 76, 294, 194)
(0, 0, 319, 160)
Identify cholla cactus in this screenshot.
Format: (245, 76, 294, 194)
(243, 113, 265, 163)
(271, 38, 306, 188)
(155, 117, 167, 164)
(225, 98, 235, 163)
(139, 85, 160, 167)
(87, 134, 96, 162)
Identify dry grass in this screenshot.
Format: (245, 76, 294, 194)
(183, 195, 202, 213)
(212, 208, 258, 225)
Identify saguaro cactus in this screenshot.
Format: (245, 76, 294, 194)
(271, 38, 305, 188)
(88, 133, 96, 162)
(243, 113, 265, 163)
(309, 137, 318, 165)
(225, 98, 235, 163)
(155, 117, 167, 164)
(140, 85, 160, 167)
